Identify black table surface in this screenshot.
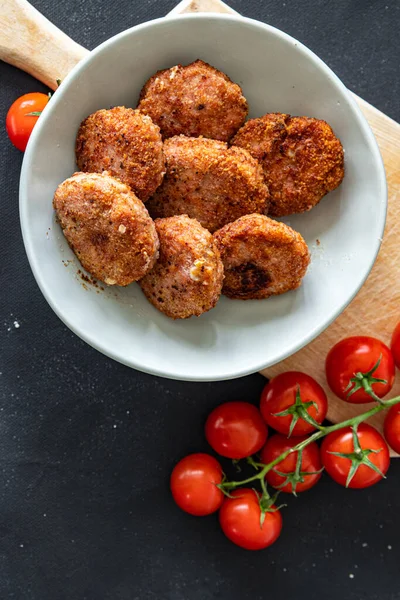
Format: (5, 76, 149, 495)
(1, 1, 399, 599)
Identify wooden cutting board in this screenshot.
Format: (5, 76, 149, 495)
(1, 0, 399, 440)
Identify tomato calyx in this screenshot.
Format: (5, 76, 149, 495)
(25, 81, 61, 118)
(218, 472, 244, 498)
(346, 355, 387, 404)
(272, 448, 324, 496)
(231, 459, 242, 473)
(246, 456, 263, 471)
(327, 424, 386, 487)
(258, 479, 286, 527)
(272, 387, 324, 437)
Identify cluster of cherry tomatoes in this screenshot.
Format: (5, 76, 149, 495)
(170, 327, 400, 551)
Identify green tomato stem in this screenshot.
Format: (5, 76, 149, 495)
(221, 395, 400, 491)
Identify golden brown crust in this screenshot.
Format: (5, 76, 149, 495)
(53, 172, 159, 286)
(139, 215, 224, 319)
(75, 107, 165, 202)
(146, 136, 269, 232)
(231, 113, 344, 217)
(137, 59, 248, 141)
(213, 214, 310, 300)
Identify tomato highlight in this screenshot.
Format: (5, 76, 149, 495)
(205, 401, 268, 459)
(219, 489, 282, 550)
(170, 453, 224, 516)
(260, 372, 327, 436)
(326, 336, 395, 403)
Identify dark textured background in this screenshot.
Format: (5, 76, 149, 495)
(1, 1, 399, 599)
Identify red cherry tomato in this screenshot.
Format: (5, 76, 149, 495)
(205, 401, 268, 459)
(170, 453, 224, 516)
(391, 323, 400, 369)
(219, 489, 282, 550)
(6, 92, 49, 152)
(325, 336, 395, 403)
(260, 434, 322, 493)
(321, 424, 390, 488)
(384, 405, 400, 454)
(260, 372, 328, 436)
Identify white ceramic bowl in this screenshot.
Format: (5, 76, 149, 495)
(20, 14, 386, 381)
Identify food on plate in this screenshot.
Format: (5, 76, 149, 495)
(6, 92, 50, 152)
(213, 214, 310, 300)
(260, 371, 328, 436)
(260, 434, 322, 494)
(384, 405, 400, 454)
(75, 106, 165, 202)
(205, 401, 268, 459)
(139, 215, 223, 319)
(137, 59, 248, 141)
(54, 61, 349, 321)
(219, 489, 283, 550)
(325, 336, 395, 403)
(53, 171, 159, 286)
(391, 322, 400, 369)
(231, 113, 344, 217)
(147, 136, 269, 233)
(170, 453, 224, 516)
(320, 424, 390, 488)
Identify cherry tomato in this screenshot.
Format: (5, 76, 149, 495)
(325, 336, 395, 403)
(6, 92, 49, 152)
(219, 489, 282, 550)
(320, 424, 390, 488)
(391, 323, 400, 370)
(170, 453, 224, 516)
(384, 405, 400, 454)
(205, 401, 268, 459)
(260, 372, 328, 436)
(260, 434, 322, 493)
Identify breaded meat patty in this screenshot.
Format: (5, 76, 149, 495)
(137, 60, 248, 141)
(139, 215, 224, 319)
(75, 107, 165, 202)
(231, 114, 344, 217)
(53, 172, 159, 286)
(147, 136, 269, 233)
(213, 214, 310, 300)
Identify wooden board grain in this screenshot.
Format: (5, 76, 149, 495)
(0, 0, 88, 90)
(173, 0, 400, 440)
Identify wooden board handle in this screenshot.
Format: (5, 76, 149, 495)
(0, 0, 89, 90)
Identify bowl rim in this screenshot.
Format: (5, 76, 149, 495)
(19, 12, 387, 381)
